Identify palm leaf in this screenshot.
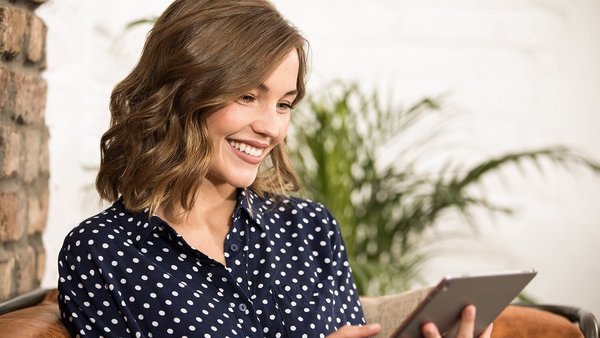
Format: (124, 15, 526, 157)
(288, 81, 600, 295)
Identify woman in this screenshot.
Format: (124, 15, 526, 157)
(57, 1, 492, 337)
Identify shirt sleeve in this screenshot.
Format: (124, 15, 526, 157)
(322, 206, 367, 327)
(58, 244, 132, 337)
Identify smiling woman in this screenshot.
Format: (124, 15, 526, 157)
(56, 0, 490, 337)
(57, 0, 367, 337)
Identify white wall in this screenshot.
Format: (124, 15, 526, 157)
(39, 0, 600, 316)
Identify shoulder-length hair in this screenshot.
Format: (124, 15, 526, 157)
(96, 0, 308, 218)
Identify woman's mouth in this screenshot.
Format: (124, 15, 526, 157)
(228, 140, 264, 158)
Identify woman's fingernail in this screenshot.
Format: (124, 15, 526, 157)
(464, 304, 476, 319)
(422, 323, 435, 337)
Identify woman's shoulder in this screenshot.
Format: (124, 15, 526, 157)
(60, 200, 142, 255)
(253, 190, 331, 216)
(250, 191, 340, 230)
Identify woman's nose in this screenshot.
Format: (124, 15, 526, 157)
(251, 105, 280, 138)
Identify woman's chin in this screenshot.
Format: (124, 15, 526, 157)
(224, 173, 259, 189)
(234, 178, 259, 189)
(204, 170, 258, 190)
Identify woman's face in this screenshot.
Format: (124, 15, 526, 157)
(205, 50, 299, 191)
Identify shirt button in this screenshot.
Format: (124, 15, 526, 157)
(229, 243, 239, 252)
(238, 303, 247, 312)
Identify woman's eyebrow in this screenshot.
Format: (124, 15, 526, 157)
(257, 83, 297, 97)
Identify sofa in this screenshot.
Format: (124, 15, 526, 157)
(0, 288, 597, 337)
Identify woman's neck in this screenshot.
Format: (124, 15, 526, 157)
(156, 182, 239, 266)
(165, 182, 237, 228)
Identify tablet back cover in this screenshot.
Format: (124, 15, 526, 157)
(392, 269, 537, 338)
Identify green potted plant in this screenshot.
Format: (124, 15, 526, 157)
(287, 82, 600, 296)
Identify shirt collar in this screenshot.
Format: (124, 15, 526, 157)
(110, 198, 161, 248)
(235, 188, 271, 229)
(112, 188, 272, 248)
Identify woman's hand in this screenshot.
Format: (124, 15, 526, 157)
(326, 304, 493, 338)
(421, 305, 494, 338)
(326, 323, 382, 338)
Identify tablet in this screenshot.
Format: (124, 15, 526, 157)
(391, 269, 537, 338)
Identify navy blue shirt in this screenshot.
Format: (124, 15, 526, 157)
(58, 189, 366, 337)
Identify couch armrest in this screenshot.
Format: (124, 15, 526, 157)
(0, 289, 68, 338)
(0, 288, 47, 316)
(518, 304, 599, 338)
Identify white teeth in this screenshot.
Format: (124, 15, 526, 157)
(229, 141, 263, 157)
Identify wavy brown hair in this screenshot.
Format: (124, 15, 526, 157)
(96, 0, 308, 218)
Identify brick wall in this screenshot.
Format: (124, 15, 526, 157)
(0, 0, 47, 302)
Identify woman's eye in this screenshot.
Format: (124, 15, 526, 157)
(277, 102, 293, 113)
(239, 95, 255, 104)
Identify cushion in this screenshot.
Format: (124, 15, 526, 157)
(361, 287, 433, 338)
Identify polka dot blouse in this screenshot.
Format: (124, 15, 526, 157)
(58, 189, 366, 337)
